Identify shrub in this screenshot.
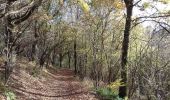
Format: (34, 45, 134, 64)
(5, 91, 16, 100)
(96, 79, 126, 100)
(30, 67, 40, 77)
(96, 87, 123, 100)
(107, 79, 125, 94)
(0, 82, 6, 93)
(0, 82, 16, 100)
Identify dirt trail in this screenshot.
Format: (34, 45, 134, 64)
(7, 64, 97, 100)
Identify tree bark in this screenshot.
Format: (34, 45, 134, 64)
(74, 39, 77, 74)
(68, 51, 71, 68)
(4, 0, 12, 84)
(31, 20, 38, 61)
(59, 53, 63, 68)
(119, 0, 133, 98)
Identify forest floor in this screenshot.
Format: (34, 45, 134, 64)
(0, 59, 97, 100)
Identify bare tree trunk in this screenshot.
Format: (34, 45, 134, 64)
(84, 54, 87, 77)
(59, 53, 62, 68)
(119, 0, 133, 98)
(74, 39, 77, 74)
(79, 56, 83, 80)
(4, 0, 13, 84)
(51, 48, 56, 66)
(92, 40, 98, 88)
(68, 51, 71, 68)
(31, 20, 38, 61)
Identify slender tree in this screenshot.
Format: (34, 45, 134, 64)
(119, 0, 134, 98)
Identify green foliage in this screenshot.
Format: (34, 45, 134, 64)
(107, 79, 125, 94)
(0, 82, 16, 100)
(96, 87, 123, 100)
(142, 2, 150, 9)
(30, 67, 40, 77)
(96, 79, 127, 100)
(5, 91, 16, 100)
(0, 82, 7, 93)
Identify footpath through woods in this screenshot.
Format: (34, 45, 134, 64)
(0, 60, 97, 100)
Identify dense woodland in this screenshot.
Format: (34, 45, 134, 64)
(0, 0, 170, 100)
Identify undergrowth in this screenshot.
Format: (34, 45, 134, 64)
(0, 82, 16, 100)
(30, 67, 40, 77)
(96, 79, 127, 100)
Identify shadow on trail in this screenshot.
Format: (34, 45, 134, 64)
(8, 66, 97, 100)
(12, 86, 88, 98)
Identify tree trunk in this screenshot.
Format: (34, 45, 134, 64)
(51, 48, 56, 66)
(119, 0, 133, 98)
(68, 51, 71, 68)
(59, 53, 62, 68)
(2, 0, 42, 83)
(74, 39, 77, 74)
(84, 54, 87, 77)
(4, 0, 13, 84)
(31, 20, 38, 61)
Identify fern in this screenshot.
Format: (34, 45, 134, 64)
(5, 91, 16, 100)
(96, 87, 124, 100)
(96, 79, 126, 100)
(107, 79, 125, 94)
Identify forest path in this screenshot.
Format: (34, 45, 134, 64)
(7, 63, 97, 100)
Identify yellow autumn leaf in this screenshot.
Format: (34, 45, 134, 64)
(113, 1, 125, 9)
(78, 0, 90, 12)
(107, 79, 125, 90)
(159, 0, 170, 4)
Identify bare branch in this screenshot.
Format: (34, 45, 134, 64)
(133, 13, 170, 22)
(0, 3, 6, 18)
(133, 0, 142, 6)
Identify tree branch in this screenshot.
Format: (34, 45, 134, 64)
(0, 3, 6, 18)
(133, 13, 170, 22)
(6, 0, 42, 25)
(133, 0, 142, 6)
